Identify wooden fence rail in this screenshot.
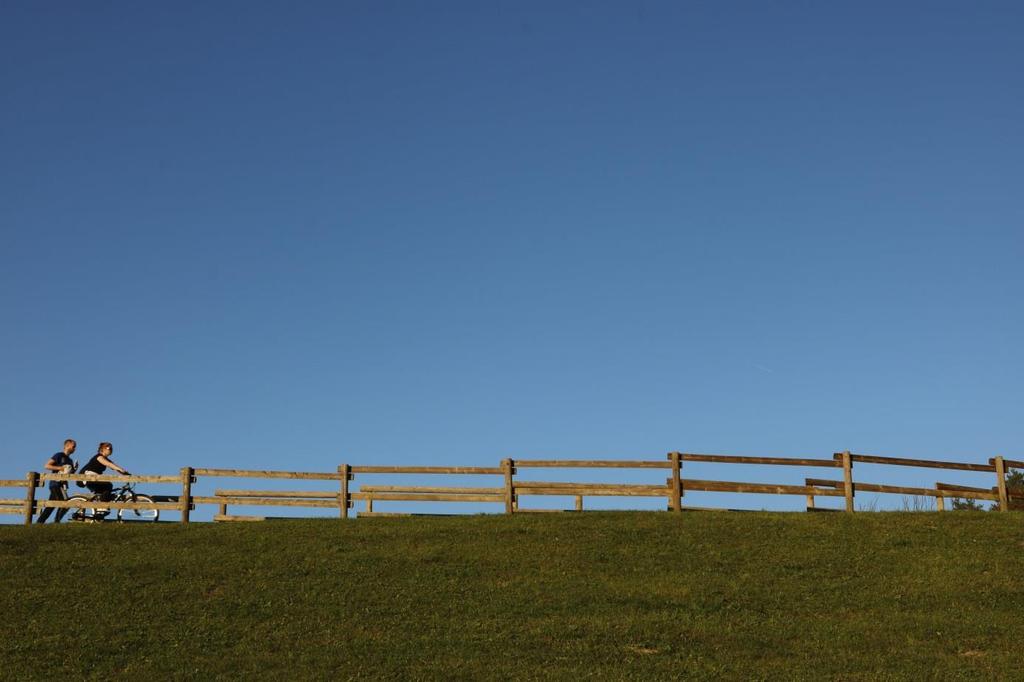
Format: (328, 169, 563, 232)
(351, 466, 504, 475)
(194, 468, 344, 480)
(682, 454, 841, 467)
(37, 500, 181, 512)
(838, 452, 997, 472)
(0, 479, 29, 517)
(6, 451, 1021, 524)
(214, 489, 338, 498)
(39, 473, 181, 483)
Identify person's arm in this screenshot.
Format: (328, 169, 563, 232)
(43, 457, 63, 472)
(96, 455, 130, 475)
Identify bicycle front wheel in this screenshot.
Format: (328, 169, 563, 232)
(118, 494, 159, 522)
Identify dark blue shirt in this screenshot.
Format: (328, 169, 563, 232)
(48, 452, 73, 489)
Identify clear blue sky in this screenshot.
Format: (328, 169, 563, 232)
(2, 2, 1021, 518)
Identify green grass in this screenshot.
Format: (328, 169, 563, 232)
(2, 512, 1022, 680)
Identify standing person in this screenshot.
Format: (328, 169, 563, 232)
(36, 439, 77, 523)
(80, 443, 131, 516)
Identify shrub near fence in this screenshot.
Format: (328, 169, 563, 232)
(3, 452, 1020, 524)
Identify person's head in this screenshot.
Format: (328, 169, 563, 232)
(98, 442, 113, 457)
(63, 439, 76, 455)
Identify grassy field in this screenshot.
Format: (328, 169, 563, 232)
(2, 512, 1022, 680)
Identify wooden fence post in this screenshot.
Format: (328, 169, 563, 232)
(806, 494, 815, 510)
(994, 456, 1009, 512)
(668, 452, 682, 512)
(841, 451, 855, 513)
(502, 459, 515, 514)
(935, 494, 945, 512)
(575, 495, 583, 512)
(23, 472, 38, 525)
(180, 467, 194, 524)
(338, 464, 351, 519)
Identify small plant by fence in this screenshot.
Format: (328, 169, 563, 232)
(2, 452, 1021, 524)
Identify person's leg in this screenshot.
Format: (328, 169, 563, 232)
(36, 487, 59, 523)
(85, 482, 113, 519)
(53, 485, 69, 522)
(96, 482, 113, 517)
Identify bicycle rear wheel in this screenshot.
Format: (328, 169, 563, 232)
(118, 494, 159, 522)
(66, 495, 98, 522)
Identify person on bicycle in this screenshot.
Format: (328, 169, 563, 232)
(80, 442, 131, 516)
(36, 438, 77, 523)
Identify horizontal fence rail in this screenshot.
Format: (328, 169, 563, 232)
(935, 482, 998, 495)
(679, 479, 846, 497)
(682, 454, 841, 467)
(37, 500, 181, 512)
(7, 451, 1021, 524)
(350, 466, 504, 475)
(358, 486, 506, 494)
(0, 478, 30, 516)
(39, 473, 182, 483)
(194, 468, 344, 480)
(514, 460, 671, 469)
(214, 489, 338, 498)
(838, 453, 997, 473)
(193, 496, 340, 508)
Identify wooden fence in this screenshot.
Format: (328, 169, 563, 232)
(2, 452, 1020, 524)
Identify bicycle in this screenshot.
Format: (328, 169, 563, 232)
(67, 481, 159, 522)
